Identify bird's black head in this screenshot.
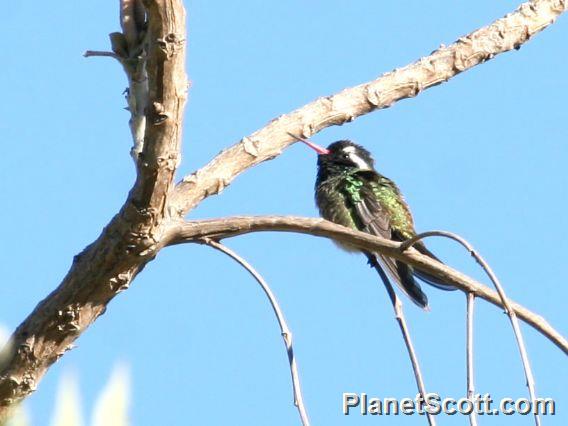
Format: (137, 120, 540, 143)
(317, 140, 375, 173)
(291, 133, 376, 179)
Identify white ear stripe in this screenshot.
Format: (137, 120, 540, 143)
(342, 146, 372, 170)
(349, 153, 372, 170)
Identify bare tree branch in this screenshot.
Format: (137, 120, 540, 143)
(169, 0, 567, 217)
(83, 50, 120, 59)
(119, 0, 150, 162)
(165, 216, 568, 356)
(131, 0, 187, 206)
(120, 0, 145, 50)
(202, 239, 310, 426)
(88, 0, 150, 161)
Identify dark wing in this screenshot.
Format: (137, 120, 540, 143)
(358, 171, 455, 293)
(344, 171, 429, 309)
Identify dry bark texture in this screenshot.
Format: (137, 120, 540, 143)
(0, 0, 188, 418)
(0, 0, 566, 420)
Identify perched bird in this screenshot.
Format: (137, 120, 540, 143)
(296, 136, 455, 309)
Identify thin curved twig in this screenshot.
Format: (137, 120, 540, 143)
(165, 216, 568, 356)
(400, 230, 540, 426)
(201, 238, 310, 426)
(368, 258, 436, 425)
(466, 293, 478, 426)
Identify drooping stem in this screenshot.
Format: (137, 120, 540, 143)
(466, 292, 478, 426)
(202, 238, 310, 426)
(369, 258, 436, 426)
(401, 230, 540, 426)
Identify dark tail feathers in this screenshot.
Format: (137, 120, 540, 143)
(412, 243, 457, 291)
(366, 253, 429, 310)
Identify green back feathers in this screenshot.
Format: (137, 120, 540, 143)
(315, 173, 359, 230)
(317, 168, 416, 239)
(371, 177, 415, 238)
(343, 174, 364, 203)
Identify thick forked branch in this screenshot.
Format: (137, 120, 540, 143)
(0, 0, 187, 419)
(169, 0, 567, 216)
(165, 216, 568, 356)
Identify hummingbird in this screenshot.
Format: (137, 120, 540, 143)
(294, 135, 455, 309)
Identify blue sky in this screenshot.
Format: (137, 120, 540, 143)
(2, 1, 567, 425)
